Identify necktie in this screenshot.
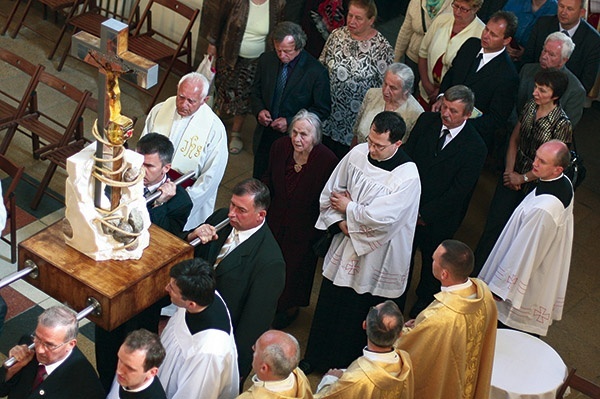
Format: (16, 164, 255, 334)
(472, 53, 483, 74)
(143, 187, 150, 197)
(436, 129, 450, 156)
(561, 29, 570, 37)
(271, 63, 290, 118)
(214, 229, 239, 267)
(32, 364, 46, 389)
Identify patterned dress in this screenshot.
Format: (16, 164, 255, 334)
(319, 26, 393, 146)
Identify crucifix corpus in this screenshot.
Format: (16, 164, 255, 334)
(71, 18, 158, 210)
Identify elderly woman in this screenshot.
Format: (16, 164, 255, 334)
(474, 68, 572, 274)
(262, 110, 338, 329)
(352, 63, 424, 146)
(319, 0, 393, 159)
(418, 0, 484, 109)
(394, 0, 453, 92)
(200, 0, 285, 154)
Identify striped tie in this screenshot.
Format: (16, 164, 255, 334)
(214, 229, 239, 268)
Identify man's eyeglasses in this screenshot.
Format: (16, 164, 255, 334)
(31, 334, 70, 351)
(366, 136, 395, 152)
(451, 2, 473, 13)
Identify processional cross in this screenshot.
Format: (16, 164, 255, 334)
(71, 19, 158, 209)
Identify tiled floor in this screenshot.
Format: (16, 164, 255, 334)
(0, 3, 599, 396)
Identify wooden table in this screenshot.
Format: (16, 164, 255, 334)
(18, 220, 193, 330)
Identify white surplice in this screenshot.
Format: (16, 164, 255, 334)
(157, 293, 239, 399)
(143, 98, 228, 230)
(315, 143, 421, 298)
(479, 184, 574, 336)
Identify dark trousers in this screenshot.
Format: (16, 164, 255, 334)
(473, 178, 529, 276)
(253, 127, 285, 179)
(322, 135, 350, 161)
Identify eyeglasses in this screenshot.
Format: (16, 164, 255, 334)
(366, 136, 395, 151)
(31, 334, 70, 352)
(451, 2, 473, 13)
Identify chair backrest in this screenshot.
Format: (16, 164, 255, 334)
(130, 0, 198, 51)
(0, 154, 24, 205)
(22, 69, 93, 157)
(557, 368, 600, 398)
(0, 49, 44, 124)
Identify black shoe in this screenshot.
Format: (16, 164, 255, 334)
(271, 308, 300, 329)
(298, 359, 314, 375)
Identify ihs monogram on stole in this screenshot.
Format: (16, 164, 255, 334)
(180, 135, 203, 159)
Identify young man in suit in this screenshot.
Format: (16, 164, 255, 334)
(187, 178, 286, 381)
(433, 11, 519, 153)
(0, 306, 105, 399)
(251, 21, 331, 179)
(404, 85, 487, 318)
(522, 0, 600, 93)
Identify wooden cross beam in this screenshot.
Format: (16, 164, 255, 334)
(71, 19, 158, 209)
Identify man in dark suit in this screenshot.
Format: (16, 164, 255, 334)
(0, 306, 105, 399)
(187, 178, 285, 380)
(404, 85, 487, 318)
(138, 133, 192, 239)
(522, 0, 600, 93)
(434, 11, 519, 153)
(251, 21, 331, 179)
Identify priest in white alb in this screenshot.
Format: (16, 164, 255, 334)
(158, 259, 239, 399)
(142, 72, 228, 230)
(479, 140, 574, 336)
(300, 111, 421, 375)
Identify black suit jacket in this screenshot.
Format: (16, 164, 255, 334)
(250, 49, 331, 152)
(439, 38, 519, 149)
(523, 15, 600, 92)
(148, 184, 192, 239)
(0, 346, 105, 399)
(195, 208, 286, 377)
(404, 112, 487, 238)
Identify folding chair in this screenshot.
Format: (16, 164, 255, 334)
(556, 368, 600, 398)
(0, 155, 25, 263)
(1, 0, 77, 40)
(30, 93, 96, 209)
(50, 0, 141, 71)
(126, 0, 199, 112)
(0, 49, 45, 154)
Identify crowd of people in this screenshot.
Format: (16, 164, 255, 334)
(0, 0, 592, 396)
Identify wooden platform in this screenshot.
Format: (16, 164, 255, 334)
(18, 220, 193, 330)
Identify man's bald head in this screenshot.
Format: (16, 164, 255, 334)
(252, 330, 300, 380)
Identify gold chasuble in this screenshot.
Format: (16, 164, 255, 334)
(315, 349, 414, 399)
(238, 369, 314, 399)
(396, 278, 497, 399)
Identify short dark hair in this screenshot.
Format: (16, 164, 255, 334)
(123, 329, 166, 371)
(232, 178, 271, 211)
(272, 22, 307, 50)
(169, 258, 216, 306)
(136, 133, 174, 166)
(439, 240, 474, 280)
(349, 0, 377, 20)
(366, 300, 404, 347)
(489, 11, 518, 39)
(534, 68, 569, 103)
(371, 111, 406, 143)
(444, 85, 475, 115)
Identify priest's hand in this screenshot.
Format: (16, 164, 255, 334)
(330, 191, 351, 213)
(156, 179, 176, 205)
(5, 344, 35, 381)
(325, 369, 344, 378)
(338, 221, 349, 236)
(188, 224, 218, 244)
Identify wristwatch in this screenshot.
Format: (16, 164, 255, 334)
(522, 174, 529, 183)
